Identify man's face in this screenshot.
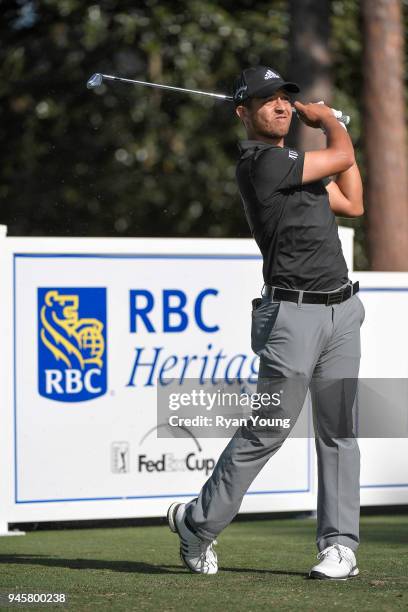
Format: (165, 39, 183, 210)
(236, 89, 293, 139)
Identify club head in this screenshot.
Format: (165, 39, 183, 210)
(87, 73, 103, 89)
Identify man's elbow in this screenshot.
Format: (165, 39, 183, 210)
(351, 207, 364, 217)
(335, 198, 364, 218)
(353, 192, 365, 216)
(348, 200, 364, 217)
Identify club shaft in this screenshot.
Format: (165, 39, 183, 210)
(99, 74, 233, 101)
(92, 73, 350, 123)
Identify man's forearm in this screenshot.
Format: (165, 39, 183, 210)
(321, 115, 355, 167)
(334, 161, 363, 212)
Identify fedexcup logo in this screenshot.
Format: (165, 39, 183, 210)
(38, 288, 107, 402)
(138, 424, 215, 476)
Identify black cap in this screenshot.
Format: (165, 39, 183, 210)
(232, 66, 300, 106)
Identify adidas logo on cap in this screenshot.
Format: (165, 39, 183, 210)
(264, 69, 280, 80)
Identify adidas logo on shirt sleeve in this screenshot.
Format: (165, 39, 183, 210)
(288, 149, 299, 160)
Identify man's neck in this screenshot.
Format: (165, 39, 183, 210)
(246, 132, 284, 147)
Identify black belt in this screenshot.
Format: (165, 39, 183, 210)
(262, 281, 359, 306)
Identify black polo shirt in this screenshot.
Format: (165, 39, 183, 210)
(235, 140, 349, 291)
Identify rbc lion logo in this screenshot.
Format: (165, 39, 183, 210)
(38, 288, 107, 402)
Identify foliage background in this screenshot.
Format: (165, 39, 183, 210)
(0, 0, 407, 269)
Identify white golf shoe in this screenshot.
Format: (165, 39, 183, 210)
(309, 544, 359, 580)
(167, 502, 218, 574)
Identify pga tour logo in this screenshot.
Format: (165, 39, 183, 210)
(38, 288, 107, 402)
(111, 442, 129, 473)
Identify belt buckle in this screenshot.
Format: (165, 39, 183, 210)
(262, 284, 277, 301)
(326, 289, 344, 306)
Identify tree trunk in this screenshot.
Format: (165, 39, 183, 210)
(362, 0, 408, 270)
(288, 0, 332, 152)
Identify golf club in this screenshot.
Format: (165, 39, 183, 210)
(86, 72, 351, 125)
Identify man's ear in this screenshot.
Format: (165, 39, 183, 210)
(235, 105, 246, 122)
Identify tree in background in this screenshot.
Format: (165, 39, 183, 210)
(0, 0, 288, 239)
(288, 0, 331, 152)
(362, 0, 408, 270)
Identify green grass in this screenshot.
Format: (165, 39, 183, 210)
(0, 515, 407, 611)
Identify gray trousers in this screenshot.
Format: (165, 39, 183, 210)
(185, 281, 365, 552)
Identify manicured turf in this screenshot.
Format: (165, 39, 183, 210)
(0, 515, 407, 611)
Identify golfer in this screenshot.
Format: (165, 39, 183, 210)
(168, 66, 365, 579)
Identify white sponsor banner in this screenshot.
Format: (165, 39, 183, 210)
(0, 230, 406, 530)
(10, 245, 313, 519)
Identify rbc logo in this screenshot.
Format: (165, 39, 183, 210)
(38, 288, 107, 402)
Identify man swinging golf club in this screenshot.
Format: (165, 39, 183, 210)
(168, 66, 365, 579)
